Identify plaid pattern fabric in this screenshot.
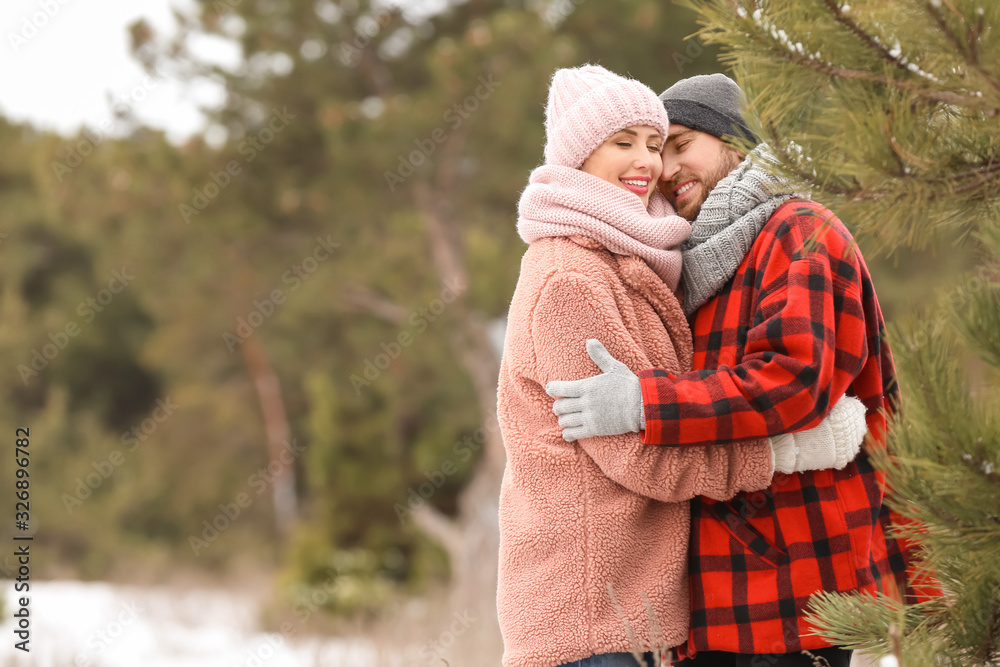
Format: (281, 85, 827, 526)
(636, 200, 935, 656)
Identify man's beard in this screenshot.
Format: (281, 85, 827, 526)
(663, 148, 744, 221)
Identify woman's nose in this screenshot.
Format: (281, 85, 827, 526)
(635, 151, 658, 172)
(636, 152, 661, 179)
(648, 152, 664, 179)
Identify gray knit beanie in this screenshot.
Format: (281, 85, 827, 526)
(659, 73, 758, 145)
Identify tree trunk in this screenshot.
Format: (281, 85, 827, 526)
(230, 256, 299, 542)
(410, 175, 507, 660)
(241, 333, 299, 539)
(347, 276, 506, 659)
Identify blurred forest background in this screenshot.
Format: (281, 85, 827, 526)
(0, 0, 983, 662)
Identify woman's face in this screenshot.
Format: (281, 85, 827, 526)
(581, 125, 664, 207)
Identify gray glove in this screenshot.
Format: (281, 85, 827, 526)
(545, 339, 644, 442)
(769, 395, 868, 474)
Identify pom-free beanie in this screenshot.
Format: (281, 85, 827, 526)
(659, 73, 758, 145)
(544, 64, 670, 169)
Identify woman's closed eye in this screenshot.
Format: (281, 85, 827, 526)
(615, 141, 660, 151)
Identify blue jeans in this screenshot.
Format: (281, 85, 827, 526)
(559, 652, 656, 667)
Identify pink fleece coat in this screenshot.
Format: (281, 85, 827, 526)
(496, 236, 774, 667)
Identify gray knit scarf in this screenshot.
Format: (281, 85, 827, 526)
(680, 144, 804, 316)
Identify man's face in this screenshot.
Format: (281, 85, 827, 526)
(659, 125, 743, 221)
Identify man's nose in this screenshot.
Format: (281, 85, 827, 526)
(660, 156, 680, 182)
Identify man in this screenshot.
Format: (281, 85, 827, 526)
(546, 74, 936, 666)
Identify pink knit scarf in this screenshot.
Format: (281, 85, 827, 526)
(517, 165, 691, 292)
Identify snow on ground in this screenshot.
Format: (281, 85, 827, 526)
(0, 580, 389, 667)
(0, 580, 879, 666)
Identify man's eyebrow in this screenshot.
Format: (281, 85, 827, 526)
(667, 129, 692, 142)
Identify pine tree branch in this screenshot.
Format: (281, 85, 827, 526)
(919, 500, 971, 531)
(923, 0, 969, 61)
(885, 107, 938, 171)
(882, 117, 1000, 197)
(820, 0, 913, 77)
(746, 28, 990, 108)
(765, 116, 1000, 204)
(984, 604, 1000, 663)
(762, 123, 859, 196)
(960, 452, 1000, 487)
(922, 0, 1000, 96)
(886, 129, 914, 176)
(948, 159, 1000, 197)
(948, 160, 1000, 184)
(967, 13, 984, 69)
(910, 486, 1000, 532)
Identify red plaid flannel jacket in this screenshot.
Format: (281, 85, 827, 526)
(637, 200, 935, 656)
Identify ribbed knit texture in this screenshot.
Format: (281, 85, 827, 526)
(659, 73, 757, 144)
(768, 396, 868, 474)
(544, 64, 670, 169)
(518, 165, 691, 292)
(680, 144, 803, 315)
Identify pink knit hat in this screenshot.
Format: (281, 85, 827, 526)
(544, 64, 670, 169)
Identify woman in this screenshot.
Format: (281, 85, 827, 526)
(496, 65, 863, 667)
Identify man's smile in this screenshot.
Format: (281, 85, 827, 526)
(674, 180, 697, 200)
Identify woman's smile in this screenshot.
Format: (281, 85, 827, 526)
(620, 176, 650, 195)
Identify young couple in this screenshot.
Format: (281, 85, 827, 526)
(496, 66, 931, 667)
